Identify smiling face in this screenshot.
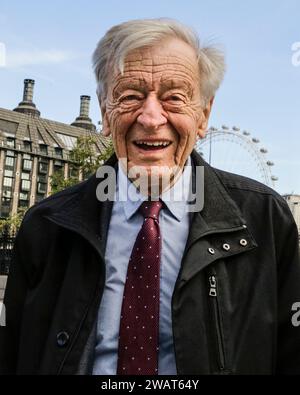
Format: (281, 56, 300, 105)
(100, 38, 213, 186)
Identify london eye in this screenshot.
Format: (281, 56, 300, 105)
(195, 125, 278, 189)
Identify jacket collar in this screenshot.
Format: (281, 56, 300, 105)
(45, 150, 257, 261)
(44, 153, 117, 259)
(185, 150, 249, 250)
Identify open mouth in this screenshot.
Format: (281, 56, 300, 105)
(134, 140, 172, 151)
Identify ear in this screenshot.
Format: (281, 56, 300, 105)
(98, 95, 111, 137)
(197, 96, 215, 139)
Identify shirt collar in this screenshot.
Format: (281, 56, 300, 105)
(117, 157, 192, 222)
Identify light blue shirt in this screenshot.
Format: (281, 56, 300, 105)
(92, 158, 192, 375)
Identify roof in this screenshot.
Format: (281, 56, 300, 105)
(0, 107, 111, 155)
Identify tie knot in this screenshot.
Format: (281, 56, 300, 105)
(139, 200, 163, 220)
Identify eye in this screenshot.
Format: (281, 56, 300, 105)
(120, 94, 143, 102)
(164, 94, 185, 103)
(170, 95, 182, 101)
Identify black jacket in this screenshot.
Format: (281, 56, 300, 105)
(0, 150, 300, 375)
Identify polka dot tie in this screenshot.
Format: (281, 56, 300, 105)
(117, 199, 163, 375)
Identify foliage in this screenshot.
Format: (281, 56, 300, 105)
(50, 136, 114, 195)
(49, 168, 79, 195)
(0, 207, 27, 236)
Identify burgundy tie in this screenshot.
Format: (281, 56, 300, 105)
(117, 199, 163, 375)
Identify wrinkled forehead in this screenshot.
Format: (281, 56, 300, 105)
(109, 39, 199, 92)
(126, 38, 197, 63)
(123, 52, 198, 75)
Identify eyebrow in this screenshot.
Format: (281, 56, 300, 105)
(158, 78, 194, 96)
(113, 78, 147, 97)
(112, 76, 194, 98)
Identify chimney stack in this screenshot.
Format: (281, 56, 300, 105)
(23, 79, 35, 102)
(79, 96, 91, 118)
(71, 95, 96, 132)
(14, 78, 40, 117)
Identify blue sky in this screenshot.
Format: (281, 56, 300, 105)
(0, 0, 299, 194)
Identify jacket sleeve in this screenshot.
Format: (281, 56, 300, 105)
(275, 198, 300, 374)
(0, 224, 29, 375)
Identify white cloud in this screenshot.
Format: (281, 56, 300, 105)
(6, 49, 79, 68)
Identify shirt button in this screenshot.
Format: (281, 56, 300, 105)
(223, 243, 231, 251)
(56, 331, 70, 347)
(208, 248, 215, 255)
(240, 239, 248, 247)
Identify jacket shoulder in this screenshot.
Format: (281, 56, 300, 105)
(22, 178, 90, 225)
(213, 168, 298, 244)
(213, 167, 286, 204)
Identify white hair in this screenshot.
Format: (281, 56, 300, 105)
(92, 18, 226, 104)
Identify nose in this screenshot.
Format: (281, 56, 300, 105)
(137, 93, 167, 130)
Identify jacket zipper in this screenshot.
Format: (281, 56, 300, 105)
(208, 273, 226, 371)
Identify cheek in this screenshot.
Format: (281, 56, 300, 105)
(167, 111, 201, 165)
(168, 112, 199, 143)
(108, 110, 137, 155)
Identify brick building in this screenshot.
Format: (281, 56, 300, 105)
(283, 194, 300, 242)
(0, 79, 110, 218)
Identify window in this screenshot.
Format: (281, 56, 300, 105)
(19, 192, 29, 208)
(39, 161, 48, 174)
(23, 159, 32, 171)
(55, 147, 63, 158)
(3, 189, 12, 198)
(18, 200, 29, 209)
(0, 198, 12, 218)
(21, 179, 31, 192)
(56, 133, 77, 150)
(4, 169, 13, 178)
(69, 166, 79, 179)
(54, 160, 64, 174)
(24, 141, 32, 152)
(37, 182, 47, 194)
(21, 172, 30, 180)
(19, 192, 29, 201)
(39, 144, 48, 155)
(3, 177, 13, 187)
(37, 175, 47, 183)
(7, 138, 15, 148)
(5, 156, 15, 167)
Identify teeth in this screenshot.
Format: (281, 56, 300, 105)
(136, 141, 170, 147)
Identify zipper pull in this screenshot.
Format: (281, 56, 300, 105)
(209, 275, 217, 297)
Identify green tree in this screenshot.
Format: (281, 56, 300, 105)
(0, 207, 27, 236)
(49, 168, 78, 195)
(50, 136, 114, 194)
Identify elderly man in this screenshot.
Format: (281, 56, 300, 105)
(0, 19, 300, 376)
